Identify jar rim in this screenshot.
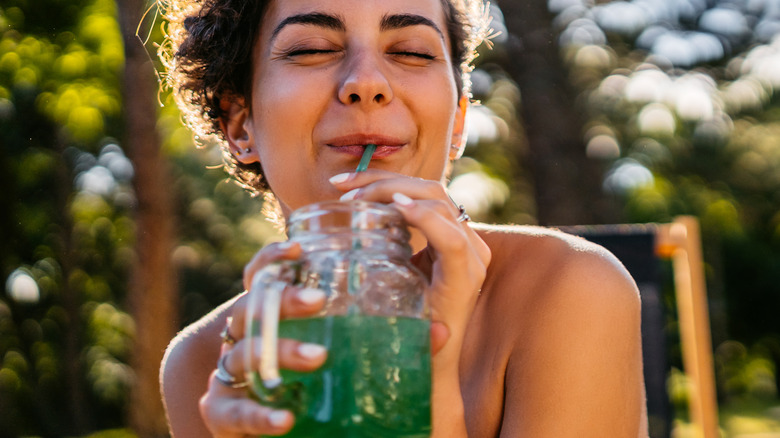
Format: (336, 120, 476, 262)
(287, 200, 408, 237)
(289, 200, 403, 222)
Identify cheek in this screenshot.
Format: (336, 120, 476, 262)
(248, 76, 330, 200)
(253, 77, 312, 129)
(415, 77, 458, 139)
(250, 75, 321, 153)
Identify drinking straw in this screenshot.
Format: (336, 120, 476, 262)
(356, 144, 377, 172)
(348, 144, 376, 300)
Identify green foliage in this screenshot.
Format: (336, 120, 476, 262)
(553, 8, 780, 349)
(715, 339, 778, 403)
(546, 2, 780, 423)
(0, 0, 122, 145)
(0, 0, 135, 435)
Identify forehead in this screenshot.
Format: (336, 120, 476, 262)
(261, 0, 449, 33)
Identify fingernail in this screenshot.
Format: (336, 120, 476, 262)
(268, 410, 289, 427)
(298, 343, 327, 359)
(297, 288, 325, 305)
(340, 188, 360, 201)
(329, 173, 352, 184)
(392, 192, 414, 207)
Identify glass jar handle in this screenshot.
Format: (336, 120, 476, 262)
(244, 264, 300, 407)
(259, 278, 286, 388)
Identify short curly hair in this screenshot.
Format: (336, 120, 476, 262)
(159, 0, 492, 196)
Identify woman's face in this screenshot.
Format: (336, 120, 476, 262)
(238, 0, 463, 215)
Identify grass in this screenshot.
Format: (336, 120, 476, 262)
(672, 399, 780, 438)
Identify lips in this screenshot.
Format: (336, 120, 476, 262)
(325, 134, 406, 158)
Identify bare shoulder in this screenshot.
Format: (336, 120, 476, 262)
(161, 295, 238, 381)
(464, 223, 647, 436)
(160, 295, 240, 437)
(471, 222, 640, 312)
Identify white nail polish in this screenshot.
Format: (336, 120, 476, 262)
(340, 188, 360, 201)
(329, 173, 351, 184)
(297, 288, 325, 304)
(392, 192, 414, 206)
(268, 410, 289, 427)
(298, 343, 327, 359)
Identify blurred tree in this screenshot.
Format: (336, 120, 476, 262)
(495, 0, 618, 226)
(542, 0, 780, 404)
(116, 0, 177, 436)
(1, 0, 135, 435)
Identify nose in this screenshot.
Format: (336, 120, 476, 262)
(337, 50, 393, 107)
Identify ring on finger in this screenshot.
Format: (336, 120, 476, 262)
(446, 192, 471, 223)
(215, 353, 248, 389)
(220, 316, 237, 346)
(455, 205, 471, 223)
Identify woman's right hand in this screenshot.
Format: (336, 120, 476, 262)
(198, 241, 328, 437)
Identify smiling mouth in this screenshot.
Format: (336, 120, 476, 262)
(327, 144, 405, 158)
(326, 135, 406, 158)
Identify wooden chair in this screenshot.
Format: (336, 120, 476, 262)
(561, 216, 718, 438)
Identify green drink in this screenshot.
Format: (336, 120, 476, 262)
(251, 315, 431, 437)
(245, 201, 431, 437)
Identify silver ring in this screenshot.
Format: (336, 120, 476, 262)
(220, 317, 237, 346)
(215, 354, 248, 389)
(456, 205, 471, 223)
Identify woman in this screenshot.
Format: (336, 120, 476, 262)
(159, 0, 649, 436)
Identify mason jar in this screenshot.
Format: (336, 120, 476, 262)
(244, 200, 431, 437)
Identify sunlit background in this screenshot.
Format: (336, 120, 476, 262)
(2, 0, 780, 436)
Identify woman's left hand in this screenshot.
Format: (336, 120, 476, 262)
(330, 169, 491, 436)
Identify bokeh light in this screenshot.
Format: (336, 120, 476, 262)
(603, 158, 655, 194)
(638, 103, 676, 136)
(465, 105, 499, 146)
(4, 269, 40, 304)
(448, 168, 510, 219)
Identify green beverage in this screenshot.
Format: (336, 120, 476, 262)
(250, 314, 431, 437)
(246, 201, 431, 437)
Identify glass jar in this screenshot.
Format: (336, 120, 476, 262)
(245, 200, 431, 437)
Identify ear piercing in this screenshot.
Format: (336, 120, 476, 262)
(233, 148, 252, 157)
(450, 143, 465, 160)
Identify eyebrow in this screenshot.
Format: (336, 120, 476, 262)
(381, 13, 444, 39)
(271, 13, 346, 41)
(270, 12, 444, 42)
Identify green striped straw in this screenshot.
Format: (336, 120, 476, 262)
(348, 144, 377, 302)
(356, 143, 377, 173)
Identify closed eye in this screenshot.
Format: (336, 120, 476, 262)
(389, 51, 435, 60)
(286, 48, 339, 57)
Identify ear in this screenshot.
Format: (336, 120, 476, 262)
(219, 98, 259, 164)
(449, 95, 469, 160)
